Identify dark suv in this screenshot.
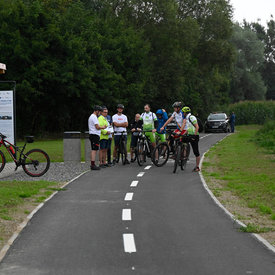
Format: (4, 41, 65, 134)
(204, 113, 230, 133)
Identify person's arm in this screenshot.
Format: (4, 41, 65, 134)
(96, 118, 107, 131)
(190, 116, 199, 135)
(152, 115, 158, 133)
(95, 124, 107, 130)
(180, 119, 186, 132)
(194, 123, 199, 135)
(161, 115, 174, 130)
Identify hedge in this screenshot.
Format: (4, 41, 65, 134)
(228, 101, 275, 125)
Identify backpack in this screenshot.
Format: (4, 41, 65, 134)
(188, 114, 202, 133)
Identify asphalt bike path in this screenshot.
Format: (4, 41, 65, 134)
(0, 134, 274, 274)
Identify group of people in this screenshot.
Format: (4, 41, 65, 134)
(88, 102, 201, 171)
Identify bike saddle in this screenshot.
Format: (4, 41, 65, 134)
(25, 136, 34, 143)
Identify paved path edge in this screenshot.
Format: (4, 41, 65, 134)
(0, 170, 89, 262)
(199, 135, 275, 255)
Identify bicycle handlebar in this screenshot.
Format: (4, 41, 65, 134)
(114, 131, 128, 134)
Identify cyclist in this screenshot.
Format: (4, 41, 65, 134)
(156, 109, 168, 142)
(112, 104, 130, 165)
(137, 104, 158, 148)
(88, 105, 107, 170)
(160, 102, 186, 133)
(130, 113, 141, 162)
(181, 106, 200, 172)
(98, 106, 111, 168)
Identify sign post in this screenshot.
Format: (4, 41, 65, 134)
(0, 81, 16, 145)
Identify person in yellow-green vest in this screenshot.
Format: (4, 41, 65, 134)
(98, 106, 112, 168)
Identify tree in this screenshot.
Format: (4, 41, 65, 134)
(230, 24, 267, 102)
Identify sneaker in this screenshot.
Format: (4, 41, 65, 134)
(99, 164, 107, 168)
(192, 166, 200, 172)
(91, 165, 100, 171)
(104, 164, 111, 167)
(131, 159, 135, 163)
(108, 162, 113, 166)
(124, 159, 130, 165)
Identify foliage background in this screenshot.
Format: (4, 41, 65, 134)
(0, 0, 274, 136)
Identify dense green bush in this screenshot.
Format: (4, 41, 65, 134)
(255, 120, 275, 153)
(0, 0, 235, 136)
(228, 101, 275, 125)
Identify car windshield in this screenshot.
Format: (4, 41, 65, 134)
(208, 114, 226, 121)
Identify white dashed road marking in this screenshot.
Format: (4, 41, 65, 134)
(130, 180, 139, 187)
(124, 193, 134, 201)
(123, 234, 137, 253)
(122, 209, 132, 221)
(137, 172, 145, 177)
(144, 165, 151, 170)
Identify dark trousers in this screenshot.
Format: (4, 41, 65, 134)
(107, 138, 112, 163)
(231, 123, 235, 133)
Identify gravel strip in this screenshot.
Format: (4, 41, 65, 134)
(0, 162, 90, 182)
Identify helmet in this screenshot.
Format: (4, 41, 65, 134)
(172, 102, 182, 108)
(94, 105, 102, 111)
(182, 106, 191, 113)
(156, 109, 163, 115)
(117, 104, 124, 109)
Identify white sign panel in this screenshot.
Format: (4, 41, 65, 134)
(0, 90, 15, 144)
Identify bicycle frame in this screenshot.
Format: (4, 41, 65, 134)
(138, 131, 154, 155)
(0, 136, 28, 168)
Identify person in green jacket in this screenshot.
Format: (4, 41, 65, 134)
(98, 107, 111, 168)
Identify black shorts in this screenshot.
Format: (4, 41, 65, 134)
(89, 134, 100, 151)
(130, 135, 138, 148)
(190, 135, 200, 157)
(100, 139, 108, 150)
(114, 135, 128, 147)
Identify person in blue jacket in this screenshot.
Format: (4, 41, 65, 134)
(230, 112, 236, 133)
(156, 109, 168, 142)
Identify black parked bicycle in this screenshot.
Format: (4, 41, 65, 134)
(153, 130, 191, 173)
(136, 131, 158, 166)
(173, 135, 191, 173)
(114, 131, 128, 165)
(0, 133, 50, 177)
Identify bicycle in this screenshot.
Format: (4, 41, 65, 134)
(173, 135, 191, 174)
(0, 133, 50, 177)
(153, 130, 191, 173)
(114, 131, 128, 165)
(135, 130, 158, 166)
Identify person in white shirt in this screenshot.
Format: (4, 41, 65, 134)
(88, 105, 107, 170)
(112, 104, 130, 165)
(161, 102, 185, 131)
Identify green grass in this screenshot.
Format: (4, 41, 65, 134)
(255, 120, 275, 153)
(203, 125, 275, 221)
(0, 180, 60, 246)
(0, 181, 58, 218)
(240, 223, 273, 234)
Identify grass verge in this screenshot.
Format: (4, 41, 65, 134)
(0, 180, 62, 251)
(202, 125, 275, 246)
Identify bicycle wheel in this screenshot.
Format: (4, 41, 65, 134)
(0, 150, 6, 173)
(173, 144, 181, 174)
(181, 144, 188, 171)
(136, 140, 146, 166)
(153, 142, 169, 167)
(22, 149, 50, 177)
(121, 142, 127, 165)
